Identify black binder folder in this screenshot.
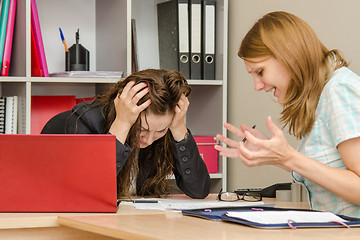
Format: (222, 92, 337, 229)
(202, 0, 216, 80)
(190, 0, 202, 79)
(157, 0, 179, 72)
(157, 0, 190, 79)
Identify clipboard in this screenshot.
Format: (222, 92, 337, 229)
(182, 206, 360, 229)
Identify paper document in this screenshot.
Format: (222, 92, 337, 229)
(226, 210, 347, 225)
(49, 71, 123, 78)
(119, 198, 264, 211)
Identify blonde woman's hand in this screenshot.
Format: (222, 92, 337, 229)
(215, 122, 266, 157)
(169, 94, 189, 141)
(215, 116, 294, 170)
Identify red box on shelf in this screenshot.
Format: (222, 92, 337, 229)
(194, 136, 219, 173)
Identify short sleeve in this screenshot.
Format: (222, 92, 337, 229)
(323, 70, 360, 146)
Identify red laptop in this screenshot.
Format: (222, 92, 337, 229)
(0, 134, 117, 212)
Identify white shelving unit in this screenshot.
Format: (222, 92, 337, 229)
(0, 0, 228, 192)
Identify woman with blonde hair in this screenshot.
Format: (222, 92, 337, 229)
(215, 11, 360, 217)
(68, 69, 210, 199)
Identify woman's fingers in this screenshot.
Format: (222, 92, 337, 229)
(121, 81, 136, 96)
(216, 134, 241, 149)
(224, 122, 245, 139)
(214, 144, 240, 158)
(131, 86, 149, 105)
(138, 99, 151, 112)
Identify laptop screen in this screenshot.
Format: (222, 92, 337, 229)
(0, 134, 117, 212)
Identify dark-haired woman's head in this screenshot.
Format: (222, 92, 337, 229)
(104, 69, 191, 147)
(97, 68, 191, 197)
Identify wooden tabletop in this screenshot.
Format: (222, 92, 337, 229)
(2, 194, 360, 240)
(58, 212, 360, 240)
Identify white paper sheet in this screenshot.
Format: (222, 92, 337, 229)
(226, 210, 347, 224)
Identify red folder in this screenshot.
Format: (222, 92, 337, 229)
(31, 25, 41, 76)
(0, 134, 117, 212)
(31, 0, 49, 77)
(31, 95, 76, 134)
(194, 136, 219, 173)
(1, 0, 17, 76)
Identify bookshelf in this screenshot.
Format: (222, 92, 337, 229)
(0, 0, 228, 192)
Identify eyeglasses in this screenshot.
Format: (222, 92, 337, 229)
(217, 188, 262, 202)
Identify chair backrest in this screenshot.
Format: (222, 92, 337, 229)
(40, 110, 72, 134)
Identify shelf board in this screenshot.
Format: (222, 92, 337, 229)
(30, 77, 120, 84)
(188, 80, 223, 85)
(0, 77, 27, 83)
(0, 78, 223, 85)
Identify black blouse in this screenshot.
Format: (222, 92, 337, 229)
(67, 101, 210, 199)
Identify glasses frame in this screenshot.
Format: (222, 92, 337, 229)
(217, 188, 262, 202)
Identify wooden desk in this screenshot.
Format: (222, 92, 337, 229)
(2, 195, 360, 240)
(58, 212, 360, 240)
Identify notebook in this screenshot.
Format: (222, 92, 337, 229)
(0, 134, 117, 212)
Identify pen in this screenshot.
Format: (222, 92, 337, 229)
(242, 125, 256, 143)
(59, 27, 69, 52)
(118, 200, 161, 204)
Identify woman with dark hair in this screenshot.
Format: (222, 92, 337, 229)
(215, 11, 360, 217)
(68, 69, 210, 199)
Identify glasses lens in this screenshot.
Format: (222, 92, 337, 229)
(220, 192, 239, 201)
(243, 192, 262, 202)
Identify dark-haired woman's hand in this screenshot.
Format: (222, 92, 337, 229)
(109, 81, 151, 144)
(170, 94, 189, 141)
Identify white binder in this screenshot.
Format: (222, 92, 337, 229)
(190, 0, 202, 79)
(202, 0, 216, 80)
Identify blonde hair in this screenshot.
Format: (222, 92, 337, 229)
(239, 11, 347, 139)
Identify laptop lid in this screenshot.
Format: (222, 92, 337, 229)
(0, 134, 117, 212)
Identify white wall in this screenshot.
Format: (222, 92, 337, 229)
(37, 0, 96, 73)
(227, 0, 360, 191)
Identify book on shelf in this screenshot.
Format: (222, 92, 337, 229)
(1, 0, 17, 76)
(31, 0, 48, 77)
(0, 96, 5, 134)
(0, 0, 10, 70)
(31, 24, 41, 77)
(3, 95, 18, 134)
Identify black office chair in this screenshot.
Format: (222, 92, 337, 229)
(40, 110, 72, 134)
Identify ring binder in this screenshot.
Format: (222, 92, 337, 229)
(157, 0, 190, 79)
(190, 0, 202, 79)
(202, 0, 216, 80)
(157, 0, 179, 72)
(182, 206, 360, 229)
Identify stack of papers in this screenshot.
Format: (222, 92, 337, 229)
(49, 71, 123, 78)
(119, 198, 264, 211)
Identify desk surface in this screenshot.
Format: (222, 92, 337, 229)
(58, 212, 360, 240)
(2, 195, 360, 240)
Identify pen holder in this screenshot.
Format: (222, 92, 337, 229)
(65, 51, 70, 71)
(65, 43, 89, 71)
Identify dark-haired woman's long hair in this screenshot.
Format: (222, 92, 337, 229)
(96, 69, 191, 198)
